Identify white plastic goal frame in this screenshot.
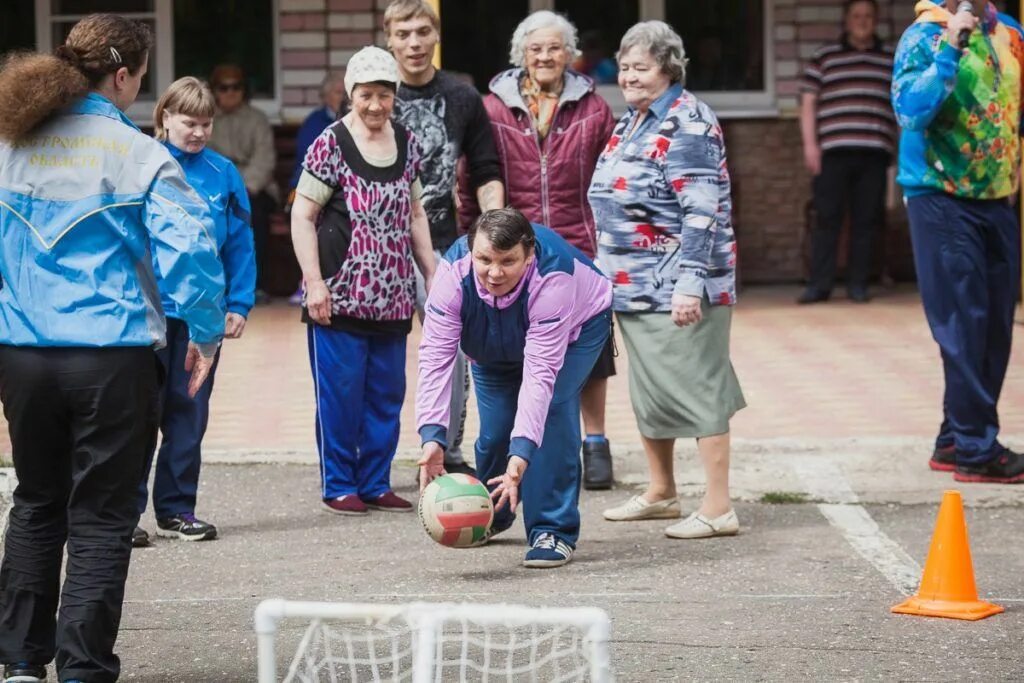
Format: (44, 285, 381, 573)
(254, 599, 614, 683)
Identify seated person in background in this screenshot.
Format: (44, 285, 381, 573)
(289, 71, 347, 198)
(208, 63, 277, 303)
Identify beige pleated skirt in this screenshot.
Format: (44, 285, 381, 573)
(617, 302, 745, 439)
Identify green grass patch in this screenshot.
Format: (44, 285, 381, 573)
(759, 491, 809, 505)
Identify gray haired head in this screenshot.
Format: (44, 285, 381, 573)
(617, 20, 687, 85)
(508, 10, 581, 68)
(320, 70, 345, 95)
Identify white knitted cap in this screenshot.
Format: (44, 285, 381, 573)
(343, 46, 400, 97)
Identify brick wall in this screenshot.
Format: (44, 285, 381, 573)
(278, 0, 389, 122)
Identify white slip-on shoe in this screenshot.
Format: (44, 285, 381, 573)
(664, 509, 740, 539)
(602, 495, 681, 521)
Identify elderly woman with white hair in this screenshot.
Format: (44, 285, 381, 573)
(588, 21, 746, 539)
(458, 9, 617, 490)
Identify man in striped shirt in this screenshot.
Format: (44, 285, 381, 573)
(799, 0, 896, 304)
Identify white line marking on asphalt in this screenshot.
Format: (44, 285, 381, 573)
(128, 591, 1024, 607)
(792, 457, 922, 596)
(124, 592, 658, 605)
(722, 593, 848, 599)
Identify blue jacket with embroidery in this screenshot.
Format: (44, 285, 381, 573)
(0, 93, 225, 352)
(162, 142, 256, 318)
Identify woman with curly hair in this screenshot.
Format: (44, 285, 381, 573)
(0, 14, 225, 683)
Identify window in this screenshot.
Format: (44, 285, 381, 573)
(1, 1, 36, 56)
(439, 0, 530, 91)
(31, 0, 279, 122)
(46, 0, 159, 99)
(667, 0, 765, 93)
(518, 0, 775, 116)
(173, 0, 275, 98)
(555, 0, 637, 85)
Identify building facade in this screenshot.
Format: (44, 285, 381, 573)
(3, 1, 1009, 282)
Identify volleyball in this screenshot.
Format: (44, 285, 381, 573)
(418, 473, 494, 548)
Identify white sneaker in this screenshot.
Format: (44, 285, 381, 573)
(664, 509, 740, 539)
(602, 495, 681, 521)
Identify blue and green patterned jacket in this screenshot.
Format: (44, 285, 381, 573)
(587, 83, 737, 312)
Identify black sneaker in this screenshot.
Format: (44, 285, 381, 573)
(155, 513, 217, 541)
(847, 287, 871, 303)
(132, 526, 150, 548)
(475, 515, 515, 547)
(443, 461, 478, 479)
(583, 438, 613, 490)
(796, 288, 830, 305)
(953, 448, 1024, 484)
(3, 662, 46, 682)
(929, 444, 956, 472)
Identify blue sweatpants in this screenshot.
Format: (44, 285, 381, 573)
(138, 317, 219, 518)
(906, 194, 1020, 465)
(307, 325, 406, 500)
(473, 310, 611, 547)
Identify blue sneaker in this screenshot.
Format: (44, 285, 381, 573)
(523, 532, 574, 568)
(3, 662, 46, 682)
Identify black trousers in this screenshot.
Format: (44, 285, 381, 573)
(809, 148, 890, 292)
(249, 190, 276, 292)
(0, 346, 159, 682)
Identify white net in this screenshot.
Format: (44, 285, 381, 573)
(256, 601, 613, 683)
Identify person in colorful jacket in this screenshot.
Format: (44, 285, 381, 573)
(417, 208, 612, 569)
(892, 0, 1024, 482)
(133, 77, 257, 548)
(292, 46, 436, 516)
(588, 21, 746, 539)
(457, 10, 618, 491)
(0, 15, 224, 683)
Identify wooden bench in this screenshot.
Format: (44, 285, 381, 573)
(264, 123, 303, 297)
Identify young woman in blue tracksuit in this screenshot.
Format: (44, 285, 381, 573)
(134, 77, 257, 546)
(0, 15, 225, 683)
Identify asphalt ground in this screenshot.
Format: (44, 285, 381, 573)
(77, 461, 1024, 682)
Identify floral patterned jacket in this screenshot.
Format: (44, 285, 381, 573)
(587, 83, 737, 313)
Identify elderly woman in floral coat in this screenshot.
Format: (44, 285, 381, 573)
(588, 21, 745, 539)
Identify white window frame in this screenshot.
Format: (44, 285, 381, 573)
(34, 0, 282, 124)
(530, 0, 777, 118)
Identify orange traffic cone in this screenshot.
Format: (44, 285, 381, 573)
(892, 490, 1003, 621)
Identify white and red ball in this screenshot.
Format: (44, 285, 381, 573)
(418, 473, 494, 548)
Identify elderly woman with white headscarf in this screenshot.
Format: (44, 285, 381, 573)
(291, 46, 436, 516)
(458, 9, 617, 491)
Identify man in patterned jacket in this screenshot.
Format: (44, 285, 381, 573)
(892, 0, 1024, 482)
